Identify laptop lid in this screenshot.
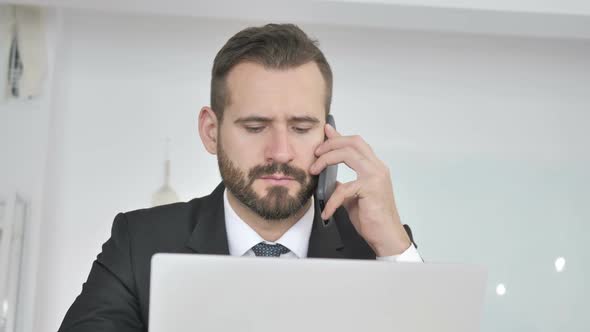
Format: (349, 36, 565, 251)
(149, 254, 487, 332)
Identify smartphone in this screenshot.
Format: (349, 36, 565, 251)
(315, 114, 338, 226)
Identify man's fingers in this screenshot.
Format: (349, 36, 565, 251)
(310, 148, 370, 175)
(316, 132, 376, 162)
(325, 123, 341, 138)
(321, 180, 361, 220)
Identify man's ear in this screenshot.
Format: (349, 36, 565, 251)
(198, 106, 219, 155)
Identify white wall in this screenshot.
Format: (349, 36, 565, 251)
(0, 7, 61, 332)
(4, 0, 590, 39)
(14, 7, 590, 332)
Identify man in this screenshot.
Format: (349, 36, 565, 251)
(58, 23, 422, 332)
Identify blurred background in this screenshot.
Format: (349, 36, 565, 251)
(0, 1, 588, 331)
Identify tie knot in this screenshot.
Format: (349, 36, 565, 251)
(251, 242, 290, 257)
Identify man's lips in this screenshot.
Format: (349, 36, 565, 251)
(260, 175, 295, 180)
(259, 175, 296, 184)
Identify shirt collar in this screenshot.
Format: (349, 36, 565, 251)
(223, 189, 315, 258)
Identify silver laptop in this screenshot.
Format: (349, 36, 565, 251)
(149, 254, 487, 332)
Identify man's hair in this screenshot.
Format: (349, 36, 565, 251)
(210, 23, 333, 122)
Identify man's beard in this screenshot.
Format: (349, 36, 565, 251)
(217, 141, 318, 221)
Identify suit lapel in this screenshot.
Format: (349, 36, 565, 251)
(185, 182, 230, 255)
(307, 198, 345, 259)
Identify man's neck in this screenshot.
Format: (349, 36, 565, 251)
(225, 191, 312, 242)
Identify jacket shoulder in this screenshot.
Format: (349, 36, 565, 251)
(119, 197, 204, 252)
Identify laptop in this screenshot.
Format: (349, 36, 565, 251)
(149, 254, 487, 332)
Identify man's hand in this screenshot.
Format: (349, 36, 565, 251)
(309, 123, 411, 256)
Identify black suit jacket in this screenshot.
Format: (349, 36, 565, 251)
(58, 182, 416, 332)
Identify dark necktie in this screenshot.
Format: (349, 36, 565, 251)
(251, 242, 290, 257)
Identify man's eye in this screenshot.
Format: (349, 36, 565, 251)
(293, 127, 311, 134)
(245, 126, 265, 133)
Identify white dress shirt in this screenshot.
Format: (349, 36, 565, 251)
(223, 190, 423, 262)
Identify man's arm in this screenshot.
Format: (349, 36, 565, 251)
(310, 124, 417, 257)
(58, 213, 145, 332)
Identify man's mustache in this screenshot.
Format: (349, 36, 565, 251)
(247, 163, 307, 186)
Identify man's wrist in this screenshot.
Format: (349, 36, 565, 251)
(373, 237, 412, 257)
(376, 244, 422, 262)
(373, 222, 413, 256)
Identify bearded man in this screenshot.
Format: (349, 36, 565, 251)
(59, 23, 422, 332)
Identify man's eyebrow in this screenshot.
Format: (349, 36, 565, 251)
(233, 115, 321, 124)
(234, 116, 273, 124)
(288, 116, 321, 124)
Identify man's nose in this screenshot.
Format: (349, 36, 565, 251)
(265, 128, 295, 164)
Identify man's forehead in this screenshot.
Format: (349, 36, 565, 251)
(226, 61, 323, 81)
(225, 62, 325, 96)
(222, 61, 327, 122)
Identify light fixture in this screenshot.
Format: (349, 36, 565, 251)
(151, 138, 180, 207)
(554, 257, 566, 272)
(496, 283, 506, 296)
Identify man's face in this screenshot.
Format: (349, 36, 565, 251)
(217, 61, 326, 220)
